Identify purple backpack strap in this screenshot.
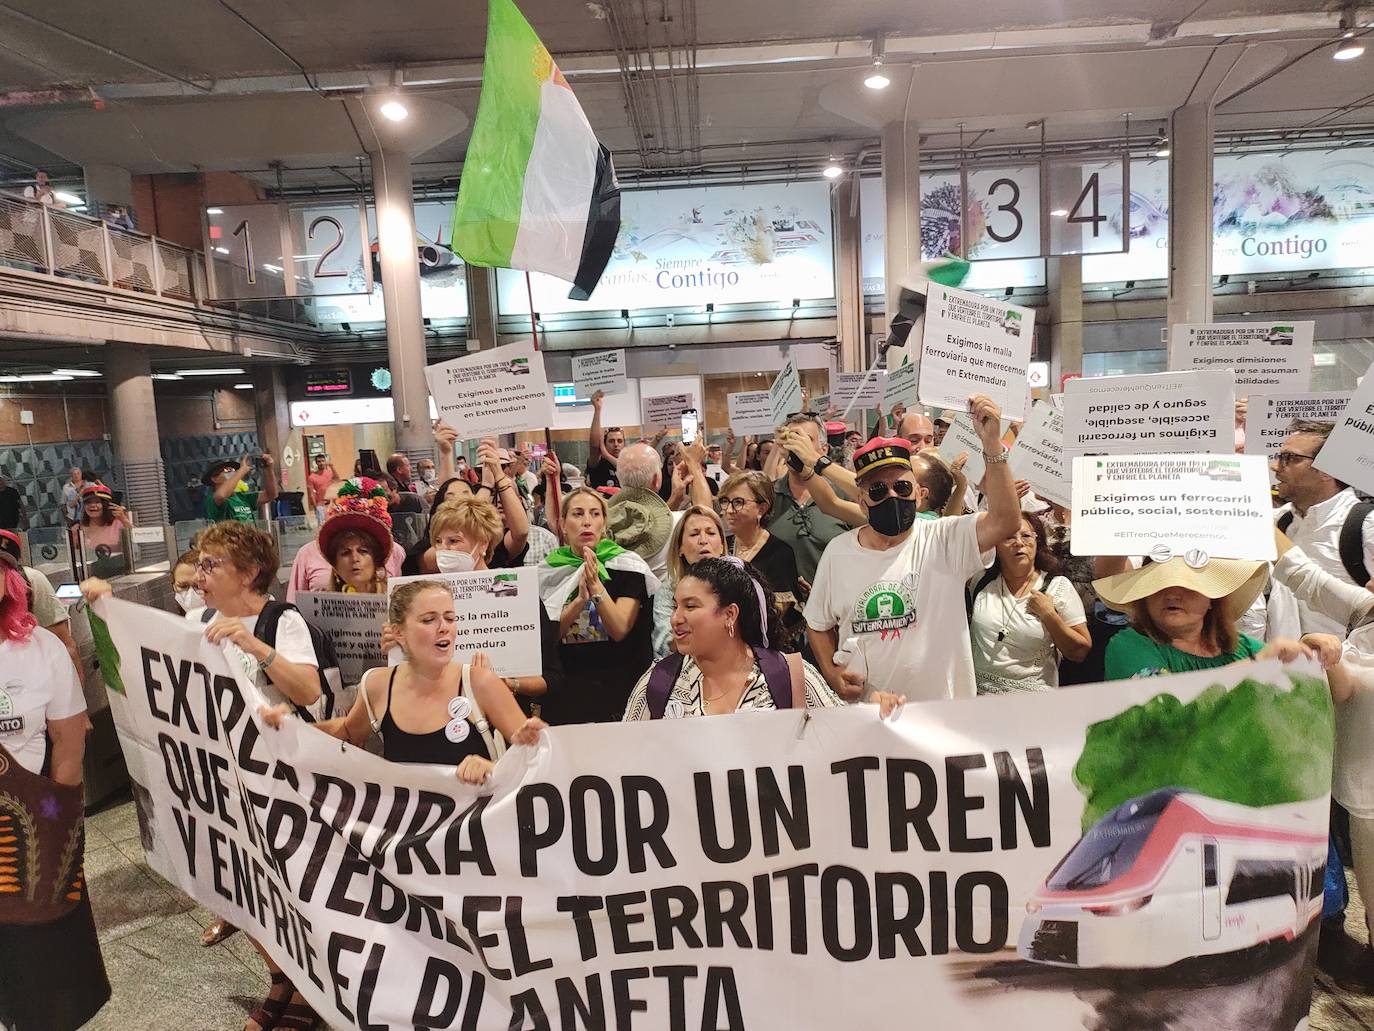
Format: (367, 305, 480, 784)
(753, 646, 795, 709)
(646, 652, 687, 719)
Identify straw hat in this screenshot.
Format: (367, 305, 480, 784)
(1092, 557, 1268, 626)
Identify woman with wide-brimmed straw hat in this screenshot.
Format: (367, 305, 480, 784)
(1094, 557, 1314, 681)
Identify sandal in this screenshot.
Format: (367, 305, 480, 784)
(244, 972, 291, 1031)
(274, 994, 319, 1030)
(202, 917, 239, 947)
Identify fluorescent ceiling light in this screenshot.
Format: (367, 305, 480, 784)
(234, 383, 254, 390)
(1334, 39, 1365, 59)
(1050, 208, 1069, 217)
(52, 368, 101, 378)
(214, 247, 230, 255)
(0, 374, 74, 383)
(822, 163, 845, 179)
(54, 191, 83, 206)
(151, 374, 184, 381)
(379, 100, 409, 121)
(173, 368, 246, 377)
(262, 263, 283, 273)
(206, 207, 224, 215)
(1154, 146, 1171, 157)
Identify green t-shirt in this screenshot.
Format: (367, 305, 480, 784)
(1104, 626, 1263, 681)
(204, 490, 259, 524)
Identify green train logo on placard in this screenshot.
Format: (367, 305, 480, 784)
(0, 684, 23, 735)
(853, 582, 916, 636)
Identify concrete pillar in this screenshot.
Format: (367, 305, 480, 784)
(466, 266, 500, 351)
(105, 344, 169, 528)
(1047, 255, 1084, 386)
(832, 177, 865, 374)
(370, 149, 435, 467)
(1166, 103, 1215, 328)
(881, 121, 921, 338)
(251, 365, 296, 496)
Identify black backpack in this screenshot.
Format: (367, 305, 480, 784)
(644, 647, 796, 718)
(965, 568, 1070, 619)
(1277, 498, 1374, 587)
(201, 601, 341, 720)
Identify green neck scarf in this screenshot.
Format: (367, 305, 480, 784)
(544, 538, 627, 583)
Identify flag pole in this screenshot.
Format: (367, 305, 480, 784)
(525, 271, 540, 351)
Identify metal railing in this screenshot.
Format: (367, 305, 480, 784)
(0, 191, 200, 305)
(0, 189, 290, 330)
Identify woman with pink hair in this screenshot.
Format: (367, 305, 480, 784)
(0, 529, 109, 1030)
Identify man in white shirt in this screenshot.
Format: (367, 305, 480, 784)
(1273, 419, 1374, 637)
(22, 169, 62, 207)
(806, 394, 1021, 703)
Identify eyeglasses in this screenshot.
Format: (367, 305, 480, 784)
(194, 556, 229, 575)
(1272, 451, 1318, 466)
(864, 479, 917, 504)
(719, 497, 760, 512)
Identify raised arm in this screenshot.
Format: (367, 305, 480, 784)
(257, 452, 280, 506)
(589, 391, 618, 469)
(214, 455, 253, 504)
(435, 421, 458, 483)
(970, 395, 1020, 552)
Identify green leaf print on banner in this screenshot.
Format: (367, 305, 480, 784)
(1073, 674, 1333, 832)
(86, 608, 126, 697)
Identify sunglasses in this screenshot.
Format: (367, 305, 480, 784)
(1272, 451, 1317, 466)
(864, 479, 917, 504)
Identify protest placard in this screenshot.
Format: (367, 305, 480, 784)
(727, 390, 775, 435)
(936, 412, 987, 487)
(1244, 390, 1353, 458)
(832, 370, 885, 409)
(424, 340, 554, 439)
(571, 349, 627, 398)
(1009, 403, 1069, 507)
(387, 566, 542, 677)
(883, 359, 920, 412)
(1313, 370, 1374, 496)
(768, 356, 803, 425)
(641, 392, 694, 432)
(1170, 322, 1314, 393)
(295, 591, 387, 690)
(919, 285, 1034, 417)
(98, 590, 1332, 1031)
(1063, 370, 1234, 457)
(1070, 453, 1276, 560)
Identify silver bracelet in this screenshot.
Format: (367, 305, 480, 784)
(983, 448, 1009, 465)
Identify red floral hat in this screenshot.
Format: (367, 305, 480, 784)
(318, 478, 393, 558)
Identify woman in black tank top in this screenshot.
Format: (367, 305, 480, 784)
(262, 580, 545, 784)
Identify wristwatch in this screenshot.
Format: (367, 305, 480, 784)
(813, 455, 833, 477)
(258, 647, 278, 673)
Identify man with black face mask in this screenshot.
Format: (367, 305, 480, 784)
(805, 393, 1021, 703)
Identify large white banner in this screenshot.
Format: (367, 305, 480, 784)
(499, 181, 835, 314)
(95, 596, 1331, 1031)
(1063, 371, 1235, 457)
(1169, 322, 1314, 394)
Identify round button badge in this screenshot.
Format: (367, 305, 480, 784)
(1184, 548, 1210, 569)
(664, 699, 686, 720)
(445, 719, 470, 743)
(447, 696, 473, 722)
(1148, 543, 1174, 564)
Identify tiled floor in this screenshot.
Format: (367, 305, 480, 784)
(73, 794, 1374, 1031)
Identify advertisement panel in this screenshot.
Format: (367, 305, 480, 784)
(499, 181, 835, 314)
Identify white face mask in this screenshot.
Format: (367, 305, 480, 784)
(436, 549, 479, 574)
(421, 469, 437, 483)
(175, 588, 202, 613)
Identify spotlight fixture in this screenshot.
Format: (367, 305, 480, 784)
(379, 99, 409, 121)
(1154, 143, 1170, 158)
(865, 36, 890, 90)
(1050, 209, 1069, 217)
(822, 159, 844, 179)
